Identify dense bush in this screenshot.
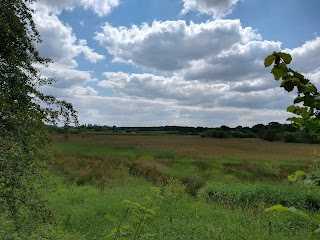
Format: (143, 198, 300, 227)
(262, 129, 278, 142)
(201, 129, 231, 138)
(283, 132, 297, 143)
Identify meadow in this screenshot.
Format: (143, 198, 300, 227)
(43, 133, 320, 239)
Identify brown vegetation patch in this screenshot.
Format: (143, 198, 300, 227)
(53, 134, 318, 163)
(128, 160, 167, 182)
(138, 160, 168, 171)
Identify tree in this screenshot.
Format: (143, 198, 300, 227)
(0, 0, 77, 234)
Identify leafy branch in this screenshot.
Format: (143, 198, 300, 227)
(265, 52, 320, 136)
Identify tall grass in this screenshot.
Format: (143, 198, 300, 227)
(43, 134, 320, 239)
(43, 175, 319, 240)
(198, 181, 320, 210)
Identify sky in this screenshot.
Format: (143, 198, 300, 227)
(30, 0, 320, 127)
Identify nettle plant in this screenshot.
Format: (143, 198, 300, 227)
(264, 52, 320, 233)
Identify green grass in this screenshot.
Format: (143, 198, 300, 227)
(198, 181, 320, 210)
(46, 176, 153, 239)
(43, 175, 319, 240)
(38, 134, 320, 239)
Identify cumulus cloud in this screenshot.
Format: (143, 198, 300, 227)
(181, 0, 240, 19)
(33, 6, 104, 66)
(95, 19, 261, 71)
(286, 37, 320, 73)
(182, 40, 281, 82)
(55, 94, 291, 127)
(30, 4, 104, 94)
(99, 72, 229, 106)
(98, 71, 294, 113)
(77, 39, 105, 63)
(36, 0, 120, 16)
(39, 62, 96, 89)
(93, 18, 304, 118)
(230, 78, 279, 93)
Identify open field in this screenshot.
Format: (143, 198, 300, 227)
(53, 133, 319, 161)
(42, 134, 320, 239)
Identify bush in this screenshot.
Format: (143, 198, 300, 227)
(201, 130, 230, 138)
(283, 132, 297, 143)
(262, 129, 278, 141)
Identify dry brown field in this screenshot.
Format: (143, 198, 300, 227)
(53, 134, 320, 163)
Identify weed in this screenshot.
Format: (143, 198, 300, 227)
(108, 187, 163, 239)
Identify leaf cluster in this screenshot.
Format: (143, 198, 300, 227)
(265, 52, 320, 136)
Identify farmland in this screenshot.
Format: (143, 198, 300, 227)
(42, 134, 320, 239)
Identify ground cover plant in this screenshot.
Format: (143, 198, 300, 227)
(32, 133, 319, 239)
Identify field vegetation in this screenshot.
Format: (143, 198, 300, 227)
(2, 1, 320, 239)
(20, 133, 319, 239)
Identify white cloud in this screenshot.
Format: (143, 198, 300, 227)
(36, 0, 120, 16)
(99, 72, 228, 106)
(30, 3, 104, 96)
(182, 40, 281, 82)
(181, 0, 240, 19)
(40, 62, 96, 88)
(56, 94, 291, 127)
(64, 86, 99, 96)
(77, 39, 105, 63)
(33, 6, 104, 66)
(97, 71, 294, 113)
(95, 19, 261, 71)
(286, 37, 320, 73)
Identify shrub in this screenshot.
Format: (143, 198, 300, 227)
(262, 129, 277, 141)
(283, 132, 297, 143)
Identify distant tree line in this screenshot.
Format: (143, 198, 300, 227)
(48, 121, 319, 144)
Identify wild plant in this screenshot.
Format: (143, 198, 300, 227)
(162, 178, 187, 226)
(107, 187, 163, 239)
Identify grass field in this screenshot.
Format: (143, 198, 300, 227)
(42, 134, 320, 239)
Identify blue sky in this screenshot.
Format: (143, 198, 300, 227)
(31, 0, 320, 127)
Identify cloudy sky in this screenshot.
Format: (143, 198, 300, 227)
(31, 0, 320, 127)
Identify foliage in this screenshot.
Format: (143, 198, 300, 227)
(0, 0, 77, 235)
(262, 129, 277, 142)
(265, 52, 320, 136)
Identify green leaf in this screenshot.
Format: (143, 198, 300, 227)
(288, 170, 306, 182)
(281, 80, 295, 92)
(303, 84, 317, 93)
(294, 96, 304, 104)
(265, 205, 309, 218)
(271, 64, 288, 80)
(287, 117, 303, 126)
(264, 54, 277, 67)
(303, 95, 315, 106)
(265, 204, 290, 212)
(278, 52, 292, 64)
(287, 105, 300, 114)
